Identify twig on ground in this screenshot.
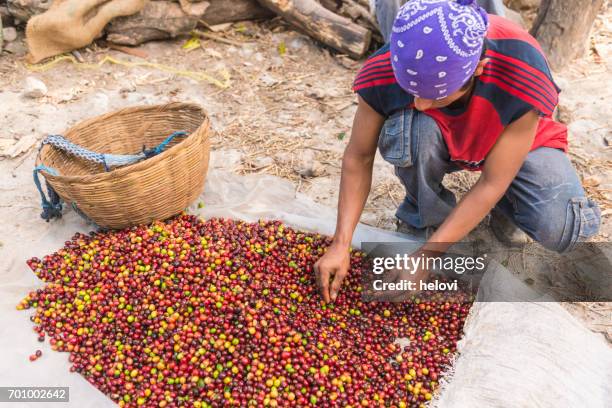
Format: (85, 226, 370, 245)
(193, 29, 249, 47)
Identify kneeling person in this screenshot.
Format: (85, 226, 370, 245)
(315, 0, 601, 302)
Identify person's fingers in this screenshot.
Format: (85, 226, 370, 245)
(329, 269, 347, 302)
(314, 262, 331, 303)
(313, 261, 321, 289)
(321, 269, 332, 303)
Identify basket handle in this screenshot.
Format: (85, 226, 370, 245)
(41, 131, 188, 170)
(34, 131, 188, 223)
(142, 131, 188, 158)
(33, 165, 100, 227)
(33, 165, 63, 221)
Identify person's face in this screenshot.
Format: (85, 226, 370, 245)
(412, 58, 489, 111)
(413, 86, 472, 111)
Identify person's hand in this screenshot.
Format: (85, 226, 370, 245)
(314, 243, 351, 302)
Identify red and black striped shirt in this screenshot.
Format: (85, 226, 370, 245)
(353, 15, 567, 171)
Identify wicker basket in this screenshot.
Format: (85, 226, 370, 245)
(36, 103, 211, 229)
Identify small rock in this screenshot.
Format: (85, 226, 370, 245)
(252, 156, 274, 168)
(119, 85, 136, 94)
(239, 45, 254, 58)
(57, 88, 82, 103)
(0, 134, 37, 158)
(289, 37, 307, 50)
(307, 88, 341, 100)
(2, 26, 17, 42)
(274, 152, 291, 165)
(554, 77, 569, 91)
(205, 48, 222, 59)
(208, 22, 232, 32)
(23, 77, 48, 98)
(270, 56, 284, 67)
(89, 92, 110, 114)
(210, 149, 243, 171)
(555, 104, 572, 124)
(296, 150, 325, 178)
(0, 6, 11, 26)
(235, 23, 258, 38)
(360, 212, 379, 227)
(335, 54, 359, 70)
(3, 40, 27, 56)
(298, 160, 325, 178)
(259, 73, 279, 87)
(307, 89, 326, 100)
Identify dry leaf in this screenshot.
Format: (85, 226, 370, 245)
(182, 36, 201, 51)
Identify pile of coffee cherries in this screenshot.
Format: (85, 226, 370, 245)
(18, 215, 471, 407)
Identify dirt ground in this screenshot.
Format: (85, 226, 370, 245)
(1, 9, 610, 339)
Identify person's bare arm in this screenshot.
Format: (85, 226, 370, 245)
(425, 110, 540, 251)
(315, 96, 385, 302)
(369, 110, 540, 301)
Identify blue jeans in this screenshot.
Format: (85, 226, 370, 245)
(379, 109, 601, 253)
(374, 0, 507, 42)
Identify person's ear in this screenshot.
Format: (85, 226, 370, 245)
(473, 58, 490, 77)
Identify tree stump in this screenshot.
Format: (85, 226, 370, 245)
(202, 0, 272, 25)
(530, 0, 604, 69)
(104, 0, 272, 46)
(106, 1, 203, 46)
(6, 0, 49, 22)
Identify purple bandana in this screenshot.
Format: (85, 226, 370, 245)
(390, 0, 489, 100)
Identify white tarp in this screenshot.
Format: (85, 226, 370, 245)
(0, 168, 610, 407)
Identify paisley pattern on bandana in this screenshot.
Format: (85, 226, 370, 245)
(390, 0, 488, 99)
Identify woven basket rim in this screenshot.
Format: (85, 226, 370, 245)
(35, 103, 210, 184)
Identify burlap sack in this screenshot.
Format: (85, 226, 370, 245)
(26, 0, 147, 63)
